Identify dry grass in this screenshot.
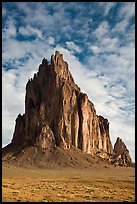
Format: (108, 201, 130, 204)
(2, 165, 135, 202)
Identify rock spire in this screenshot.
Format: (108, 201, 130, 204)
(12, 51, 113, 155)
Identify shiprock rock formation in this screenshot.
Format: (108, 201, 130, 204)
(2, 51, 133, 167)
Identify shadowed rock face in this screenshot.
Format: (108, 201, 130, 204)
(12, 51, 113, 155)
(112, 137, 132, 166)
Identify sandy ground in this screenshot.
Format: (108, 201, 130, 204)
(2, 164, 135, 202)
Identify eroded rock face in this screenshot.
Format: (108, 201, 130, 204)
(12, 114, 26, 146)
(112, 137, 132, 166)
(12, 51, 113, 155)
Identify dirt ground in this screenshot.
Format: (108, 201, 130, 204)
(2, 164, 135, 202)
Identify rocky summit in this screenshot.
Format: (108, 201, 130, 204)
(2, 51, 133, 167)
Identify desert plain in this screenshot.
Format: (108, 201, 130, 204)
(2, 164, 135, 202)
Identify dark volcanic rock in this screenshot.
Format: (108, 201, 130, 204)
(12, 114, 25, 146)
(3, 51, 133, 167)
(112, 137, 132, 166)
(11, 51, 113, 155)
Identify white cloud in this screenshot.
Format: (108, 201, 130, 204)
(3, 39, 29, 60)
(100, 37, 119, 53)
(99, 2, 116, 16)
(2, 6, 7, 17)
(112, 19, 129, 33)
(118, 2, 135, 20)
(47, 36, 55, 45)
(88, 36, 119, 56)
(104, 2, 116, 15)
(92, 21, 109, 39)
(90, 45, 101, 54)
(91, 20, 120, 54)
(2, 68, 25, 145)
(2, 37, 55, 64)
(15, 2, 72, 40)
(19, 25, 43, 39)
(2, 20, 17, 39)
(66, 41, 81, 53)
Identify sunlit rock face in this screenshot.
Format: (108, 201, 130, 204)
(12, 51, 113, 155)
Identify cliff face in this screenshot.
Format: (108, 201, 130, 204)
(12, 51, 113, 155)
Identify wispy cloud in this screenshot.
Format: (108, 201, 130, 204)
(99, 2, 117, 16)
(89, 45, 101, 54)
(118, 2, 135, 20)
(19, 25, 43, 39)
(2, 19, 17, 39)
(66, 41, 81, 53)
(46, 36, 55, 45)
(111, 19, 129, 33)
(92, 20, 109, 39)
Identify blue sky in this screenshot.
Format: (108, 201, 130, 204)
(2, 2, 135, 161)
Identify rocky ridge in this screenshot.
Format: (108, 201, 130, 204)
(2, 51, 133, 167)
